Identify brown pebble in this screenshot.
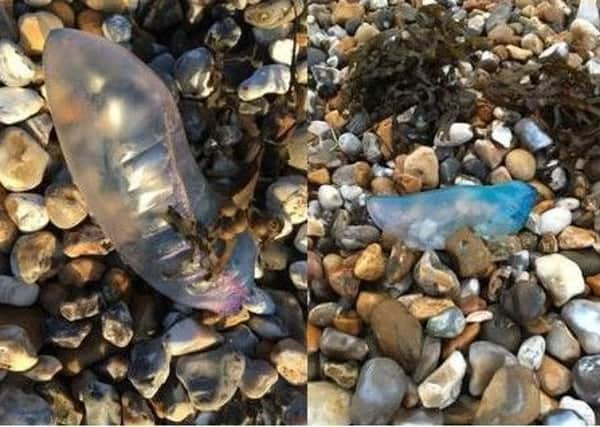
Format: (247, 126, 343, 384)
(353, 162, 372, 188)
(46, 1, 75, 27)
(333, 0, 365, 24)
(353, 243, 385, 281)
(371, 176, 396, 195)
(457, 295, 487, 315)
(538, 233, 558, 253)
(537, 355, 571, 397)
(324, 254, 360, 298)
(446, 227, 494, 278)
(586, 274, 600, 296)
(77, 9, 103, 35)
(306, 323, 321, 354)
(59, 257, 106, 286)
(333, 311, 362, 336)
(375, 117, 393, 159)
(558, 225, 598, 250)
(408, 296, 456, 321)
(356, 291, 386, 323)
(308, 168, 330, 185)
(442, 323, 480, 359)
(393, 172, 422, 194)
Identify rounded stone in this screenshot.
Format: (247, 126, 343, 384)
(307, 381, 351, 425)
(413, 250, 460, 297)
(404, 146, 439, 189)
(353, 243, 385, 281)
(174, 48, 215, 98)
(128, 338, 171, 399)
(10, 231, 60, 284)
(318, 184, 343, 210)
(538, 207, 572, 235)
(370, 298, 422, 372)
(0, 210, 17, 254)
(319, 327, 369, 361)
(0, 39, 36, 87)
(572, 355, 600, 405)
(535, 254, 585, 306)
(101, 14, 132, 43)
(0, 127, 49, 190)
(0, 275, 38, 306)
(4, 192, 49, 232)
(517, 335, 546, 370)
(468, 340, 517, 396)
(546, 319, 581, 363)
(562, 299, 600, 354)
(425, 307, 466, 338)
(417, 351, 467, 409)
(240, 358, 278, 399)
(101, 301, 133, 348)
(0, 88, 44, 125)
(18, 11, 64, 55)
(0, 324, 38, 371)
(505, 148, 536, 180)
(559, 396, 595, 425)
(350, 357, 408, 424)
(270, 338, 307, 385)
(543, 409, 587, 426)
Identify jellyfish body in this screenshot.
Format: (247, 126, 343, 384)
(43, 29, 255, 313)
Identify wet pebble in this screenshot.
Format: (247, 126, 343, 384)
(350, 357, 408, 424)
(174, 48, 215, 99)
(322, 359, 359, 389)
(36, 380, 83, 425)
(128, 338, 171, 399)
(101, 301, 133, 348)
(238, 64, 291, 101)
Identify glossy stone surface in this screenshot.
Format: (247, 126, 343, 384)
(44, 29, 255, 313)
(367, 181, 537, 249)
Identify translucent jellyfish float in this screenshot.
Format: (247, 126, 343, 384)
(43, 29, 257, 314)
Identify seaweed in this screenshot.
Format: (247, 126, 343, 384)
(339, 5, 487, 145)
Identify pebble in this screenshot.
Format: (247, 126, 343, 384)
(150, 375, 193, 423)
(0, 40, 36, 87)
(500, 276, 546, 322)
(121, 390, 154, 425)
(338, 132, 362, 157)
(11, 231, 60, 284)
(0, 88, 44, 125)
(322, 359, 359, 389)
(317, 184, 342, 210)
(46, 317, 92, 348)
(505, 148, 536, 180)
(101, 301, 133, 348)
(205, 17, 241, 51)
(559, 396, 596, 425)
(537, 355, 571, 396)
(0, 324, 38, 371)
(174, 48, 215, 98)
(60, 292, 101, 321)
(319, 327, 369, 361)
(0, 210, 17, 253)
(175, 346, 245, 411)
(163, 316, 222, 356)
(425, 307, 466, 338)
(546, 319, 581, 363)
(0, 274, 38, 306)
(543, 409, 587, 426)
(413, 336, 441, 383)
(573, 355, 600, 405)
(18, 11, 64, 54)
(538, 207, 572, 235)
(350, 358, 408, 424)
(446, 227, 493, 278)
(562, 299, 600, 354)
(238, 64, 291, 101)
(0, 127, 49, 192)
(307, 381, 351, 425)
(474, 365, 540, 424)
(370, 298, 422, 372)
(536, 254, 585, 306)
(403, 146, 439, 189)
(240, 358, 278, 399)
(558, 226, 598, 250)
(0, 386, 55, 424)
(266, 175, 307, 224)
(72, 370, 121, 425)
(4, 192, 49, 232)
(44, 184, 88, 230)
(270, 338, 307, 385)
(417, 350, 467, 409)
(480, 305, 522, 352)
(244, 0, 302, 28)
(101, 14, 132, 43)
(517, 335, 545, 370)
(36, 380, 83, 425)
(514, 118, 553, 152)
(436, 123, 473, 146)
(353, 243, 385, 281)
(128, 339, 171, 399)
(468, 340, 517, 396)
(413, 250, 460, 297)
(63, 223, 113, 257)
(23, 354, 62, 381)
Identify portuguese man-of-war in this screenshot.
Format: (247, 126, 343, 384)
(367, 181, 537, 250)
(43, 28, 261, 314)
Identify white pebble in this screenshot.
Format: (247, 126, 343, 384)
(535, 253, 585, 306)
(560, 396, 596, 426)
(269, 39, 299, 66)
(517, 335, 545, 370)
(435, 123, 473, 146)
(4, 193, 49, 232)
(538, 207, 572, 234)
(555, 197, 580, 210)
(318, 185, 343, 210)
(0, 40, 36, 87)
(0, 88, 44, 125)
(490, 122, 513, 148)
(338, 132, 362, 157)
(238, 64, 291, 101)
(0, 275, 38, 306)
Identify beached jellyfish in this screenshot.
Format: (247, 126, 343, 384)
(43, 29, 257, 314)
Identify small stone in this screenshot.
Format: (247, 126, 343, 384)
(546, 319, 581, 363)
(573, 355, 600, 405)
(63, 224, 113, 257)
(0, 88, 44, 125)
(36, 380, 83, 425)
(425, 307, 466, 338)
(0, 275, 38, 306)
(244, 0, 301, 28)
(46, 317, 92, 348)
(45, 183, 87, 229)
(266, 175, 307, 224)
(23, 354, 62, 381)
(175, 346, 245, 411)
(558, 226, 598, 250)
(240, 358, 278, 399)
(322, 359, 359, 389)
(18, 11, 64, 55)
(319, 327, 369, 361)
(101, 301, 134, 348)
(4, 192, 49, 232)
(500, 275, 547, 322)
(174, 48, 215, 99)
(413, 335, 441, 383)
(351, 358, 408, 424)
(371, 298, 422, 372)
(562, 299, 600, 354)
(333, 0, 365, 24)
(559, 396, 596, 425)
(0, 210, 17, 253)
(514, 118, 553, 152)
(238, 64, 291, 101)
(480, 305, 522, 352)
(338, 132, 362, 157)
(407, 296, 456, 320)
(0, 40, 36, 87)
(205, 17, 242, 51)
(413, 250, 460, 297)
(353, 243, 385, 281)
(468, 340, 517, 396)
(307, 381, 351, 425)
(128, 339, 171, 399)
(150, 375, 193, 423)
(101, 14, 131, 43)
(474, 365, 540, 424)
(474, 139, 507, 168)
(518, 335, 546, 370)
(72, 370, 121, 425)
(163, 316, 222, 356)
(543, 409, 586, 426)
(446, 227, 493, 278)
(536, 254, 585, 306)
(0, 386, 55, 424)
(122, 390, 154, 425)
(505, 148, 536, 180)
(59, 257, 105, 286)
(317, 184, 342, 210)
(60, 292, 101, 321)
(417, 351, 467, 409)
(403, 146, 439, 189)
(537, 355, 571, 397)
(11, 231, 61, 284)
(436, 123, 473, 146)
(537, 207, 572, 235)
(271, 338, 307, 385)
(0, 324, 38, 371)
(507, 45, 533, 61)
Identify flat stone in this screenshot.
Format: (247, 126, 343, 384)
(163, 316, 222, 356)
(468, 340, 517, 396)
(351, 358, 408, 424)
(128, 338, 171, 399)
(0, 88, 44, 125)
(474, 365, 540, 424)
(319, 327, 369, 361)
(562, 299, 600, 354)
(417, 351, 467, 409)
(240, 358, 278, 399)
(370, 298, 422, 372)
(307, 381, 351, 425)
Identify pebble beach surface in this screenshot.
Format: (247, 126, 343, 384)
(0, 0, 307, 424)
(307, 0, 600, 425)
